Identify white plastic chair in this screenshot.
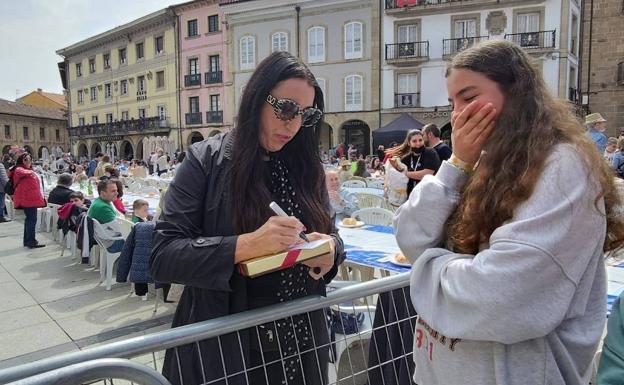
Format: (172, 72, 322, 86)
(128, 182, 142, 193)
(60, 230, 77, 258)
(5, 196, 15, 219)
(92, 218, 127, 291)
(355, 193, 386, 209)
(351, 208, 394, 227)
(366, 179, 385, 190)
(342, 180, 367, 188)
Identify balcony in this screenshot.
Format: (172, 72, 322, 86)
(185, 112, 202, 125)
(443, 36, 489, 57)
(505, 30, 556, 50)
(386, 42, 429, 65)
(185, 74, 201, 87)
(136, 90, 147, 101)
(395, 93, 421, 108)
(205, 71, 223, 84)
(206, 110, 224, 124)
(68, 116, 169, 139)
(385, 0, 526, 12)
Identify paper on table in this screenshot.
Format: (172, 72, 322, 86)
(290, 239, 329, 250)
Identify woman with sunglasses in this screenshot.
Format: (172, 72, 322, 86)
(151, 51, 345, 385)
(8, 152, 47, 248)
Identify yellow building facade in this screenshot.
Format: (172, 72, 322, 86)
(57, 9, 180, 162)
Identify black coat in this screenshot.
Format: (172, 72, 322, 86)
(151, 132, 345, 385)
(48, 185, 74, 206)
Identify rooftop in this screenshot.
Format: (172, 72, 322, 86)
(0, 98, 67, 121)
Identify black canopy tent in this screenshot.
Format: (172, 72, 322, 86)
(372, 113, 424, 149)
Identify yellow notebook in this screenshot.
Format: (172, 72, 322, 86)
(238, 239, 331, 278)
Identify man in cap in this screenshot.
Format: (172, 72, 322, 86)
(585, 112, 608, 153)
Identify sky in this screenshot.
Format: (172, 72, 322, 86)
(0, 0, 179, 102)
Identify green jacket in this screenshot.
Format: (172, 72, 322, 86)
(598, 292, 624, 384)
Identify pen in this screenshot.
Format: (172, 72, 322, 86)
(269, 201, 310, 243)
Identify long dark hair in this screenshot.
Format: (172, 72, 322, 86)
(229, 51, 330, 234)
(15, 152, 32, 169)
(388, 130, 422, 159)
(445, 40, 623, 253)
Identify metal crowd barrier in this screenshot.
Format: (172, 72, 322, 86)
(0, 273, 415, 385)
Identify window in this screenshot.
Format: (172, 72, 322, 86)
(209, 55, 220, 72)
(39, 127, 45, 140)
(138, 108, 146, 119)
(55, 129, 60, 141)
(23, 126, 29, 140)
(89, 58, 96, 73)
(78, 117, 85, 126)
(156, 70, 165, 88)
(103, 53, 111, 69)
(137, 76, 146, 92)
(398, 25, 418, 43)
(90, 86, 97, 102)
(210, 94, 221, 111)
(104, 83, 112, 99)
(517, 12, 540, 33)
(91, 115, 98, 124)
(345, 74, 363, 111)
(571, 14, 579, 55)
(272, 32, 288, 52)
(76, 62, 82, 77)
(121, 111, 129, 121)
(317, 78, 326, 106)
(189, 58, 199, 75)
(119, 48, 127, 64)
(397, 73, 419, 107)
(4, 125, 10, 139)
(136, 42, 144, 60)
(240, 36, 255, 70)
(106, 113, 113, 123)
(155, 36, 164, 54)
(208, 15, 219, 33)
(308, 27, 325, 63)
(344, 22, 363, 59)
(454, 19, 476, 38)
(120, 79, 128, 95)
(188, 19, 198, 37)
(77, 89, 84, 104)
(189, 96, 200, 113)
(157, 105, 166, 120)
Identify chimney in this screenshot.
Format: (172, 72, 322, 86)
(37, 88, 42, 93)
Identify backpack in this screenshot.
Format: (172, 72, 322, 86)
(3, 177, 14, 195)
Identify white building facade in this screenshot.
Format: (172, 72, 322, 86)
(382, 0, 581, 135)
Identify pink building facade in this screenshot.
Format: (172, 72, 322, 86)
(174, 0, 230, 148)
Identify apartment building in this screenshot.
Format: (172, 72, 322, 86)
(382, 0, 581, 138)
(57, 9, 179, 161)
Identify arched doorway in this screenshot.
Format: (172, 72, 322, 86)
(188, 131, 204, 146)
(24, 145, 34, 156)
(136, 138, 144, 162)
(91, 142, 102, 157)
(77, 143, 89, 161)
(121, 140, 134, 160)
(2, 145, 12, 155)
(38, 146, 50, 161)
(440, 121, 452, 148)
(318, 122, 333, 153)
(340, 120, 371, 156)
(208, 130, 221, 137)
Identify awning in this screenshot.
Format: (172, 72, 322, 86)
(373, 113, 424, 147)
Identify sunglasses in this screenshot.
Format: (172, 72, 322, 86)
(266, 94, 322, 128)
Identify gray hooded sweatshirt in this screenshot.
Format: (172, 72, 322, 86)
(394, 144, 606, 385)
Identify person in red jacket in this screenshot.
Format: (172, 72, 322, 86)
(10, 153, 46, 248)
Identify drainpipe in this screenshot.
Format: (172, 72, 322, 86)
(378, 0, 383, 149)
(585, 0, 594, 112)
(171, 7, 183, 151)
(295, 6, 301, 58)
(577, 0, 585, 108)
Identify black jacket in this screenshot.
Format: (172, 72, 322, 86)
(151, 132, 345, 385)
(48, 185, 74, 206)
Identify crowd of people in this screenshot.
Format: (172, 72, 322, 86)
(2, 41, 624, 385)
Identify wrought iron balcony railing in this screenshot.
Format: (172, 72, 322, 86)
(443, 36, 489, 56)
(206, 110, 224, 123)
(68, 116, 167, 138)
(136, 90, 147, 101)
(205, 71, 223, 84)
(504, 30, 556, 49)
(386, 41, 429, 61)
(395, 93, 421, 108)
(184, 74, 202, 87)
(185, 112, 202, 125)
